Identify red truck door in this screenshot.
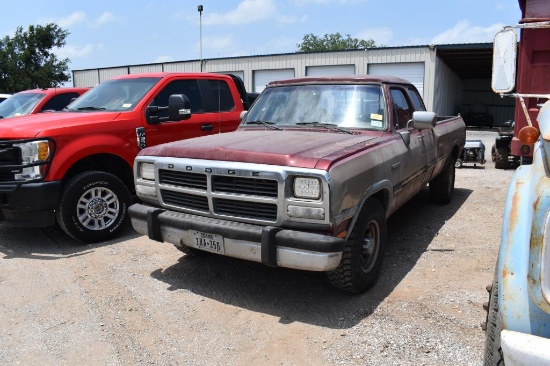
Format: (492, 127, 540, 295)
(142, 77, 242, 147)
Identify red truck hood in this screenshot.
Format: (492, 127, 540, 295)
(0, 111, 120, 138)
(140, 129, 386, 170)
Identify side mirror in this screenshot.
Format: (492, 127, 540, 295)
(146, 94, 192, 124)
(411, 111, 437, 129)
(492, 28, 517, 93)
(168, 94, 191, 121)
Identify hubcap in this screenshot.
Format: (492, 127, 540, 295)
(77, 187, 119, 230)
(361, 220, 380, 272)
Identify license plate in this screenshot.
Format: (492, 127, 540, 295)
(191, 231, 225, 254)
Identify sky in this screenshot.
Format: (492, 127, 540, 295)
(0, 0, 523, 75)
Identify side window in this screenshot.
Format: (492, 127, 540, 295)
(205, 80, 235, 112)
(390, 88, 413, 130)
(151, 79, 204, 118)
(407, 87, 425, 111)
(41, 93, 80, 111)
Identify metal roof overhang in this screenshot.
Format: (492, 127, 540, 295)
(436, 43, 494, 79)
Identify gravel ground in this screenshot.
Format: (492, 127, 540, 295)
(0, 129, 514, 365)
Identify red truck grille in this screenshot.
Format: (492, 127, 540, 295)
(213, 198, 277, 221)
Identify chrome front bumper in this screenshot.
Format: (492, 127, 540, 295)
(129, 203, 345, 272)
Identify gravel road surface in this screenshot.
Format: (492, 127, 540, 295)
(0, 129, 514, 365)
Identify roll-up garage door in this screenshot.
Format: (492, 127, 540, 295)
(368, 62, 425, 97)
(253, 69, 295, 93)
(306, 65, 355, 76)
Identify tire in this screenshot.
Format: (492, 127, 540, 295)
(455, 159, 463, 168)
(429, 158, 455, 204)
(327, 198, 387, 293)
(483, 273, 505, 365)
(56, 171, 131, 243)
(494, 149, 509, 169)
(491, 144, 497, 162)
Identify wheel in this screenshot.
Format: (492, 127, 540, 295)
(429, 158, 455, 204)
(494, 148, 509, 169)
(455, 159, 463, 168)
(56, 171, 131, 243)
(491, 144, 497, 162)
(327, 198, 387, 293)
(483, 272, 504, 365)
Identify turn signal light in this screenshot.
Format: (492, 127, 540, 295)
(518, 126, 540, 145)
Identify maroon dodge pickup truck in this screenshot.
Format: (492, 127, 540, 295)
(129, 75, 466, 293)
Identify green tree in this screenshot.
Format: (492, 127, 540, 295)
(0, 23, 71, 93)
(297, 32, 377, 52)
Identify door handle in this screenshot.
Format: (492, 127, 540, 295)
(201, 124, 214, 131)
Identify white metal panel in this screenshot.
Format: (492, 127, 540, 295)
(368, 62, 425, 97)
(434, 57, 463, 116)
(98, 67, 129, 83)
(72, 70, 100, 88)
(129, 64, 163, 74)
(306, 65, 355, 76)
(253, 69, 295, 93)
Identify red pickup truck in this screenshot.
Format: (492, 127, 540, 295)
(0, 87, 89, 119)
(0, 72, 250, 243)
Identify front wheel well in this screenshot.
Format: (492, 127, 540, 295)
(62, 154, 135, 195)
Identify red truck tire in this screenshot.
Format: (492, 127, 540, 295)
(56, 171, 131, 243)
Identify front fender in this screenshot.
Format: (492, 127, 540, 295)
(47, 133, 138, 180)
(498, 140, 550, 337)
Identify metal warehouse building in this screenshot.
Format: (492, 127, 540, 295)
(72, 43, 515, 126)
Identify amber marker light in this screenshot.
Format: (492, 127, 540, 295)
(518, 125, 540, 145)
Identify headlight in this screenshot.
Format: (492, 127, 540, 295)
(139, 163, 155, 180)
(293, 177, 321, 199)
(13, 140, 51, 180)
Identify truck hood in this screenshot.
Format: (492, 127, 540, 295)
(0, 111, 120, 138)
(140, 129, 386, 169)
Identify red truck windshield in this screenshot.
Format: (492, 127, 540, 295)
(0, 93, 45, 118)
(68, 77, 160, 112)
(244, 84, 387, 131)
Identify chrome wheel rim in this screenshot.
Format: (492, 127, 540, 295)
(77, 186, 119, 230)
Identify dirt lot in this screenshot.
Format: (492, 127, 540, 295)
(0, 129, 515, 366)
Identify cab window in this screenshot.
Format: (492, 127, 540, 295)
(390, 88, 413, 130)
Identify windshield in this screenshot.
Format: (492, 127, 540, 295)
(244, 84, 387, 130)
(0, 93, 45, 118)
(67, 77, 161, 112)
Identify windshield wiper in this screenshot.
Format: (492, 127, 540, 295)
(76, 106, 106, 111)
(295, 122, 354, 135)
(245, 120, 282, 130)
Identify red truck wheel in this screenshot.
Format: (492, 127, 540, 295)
(56, 171, 131, 243)
(327, 198, 387, 293)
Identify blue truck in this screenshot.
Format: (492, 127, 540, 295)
(483, 1, 550, 364)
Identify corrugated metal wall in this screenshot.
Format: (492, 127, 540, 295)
(434, 57, 463, 116)
(462, 79, 515, 126)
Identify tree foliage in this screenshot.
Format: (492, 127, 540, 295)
(297, 32, 377, 52)
(0, 23, 71, 93)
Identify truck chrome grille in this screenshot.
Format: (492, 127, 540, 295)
(161, 190, 209, 212)
(159, 170, 207, 190)
(213, 198, 277, 221)
(158, 166, 281, 223)
(212, 176, 278, 197)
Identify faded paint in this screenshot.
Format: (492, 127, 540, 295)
(498, 100, 550, 339)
